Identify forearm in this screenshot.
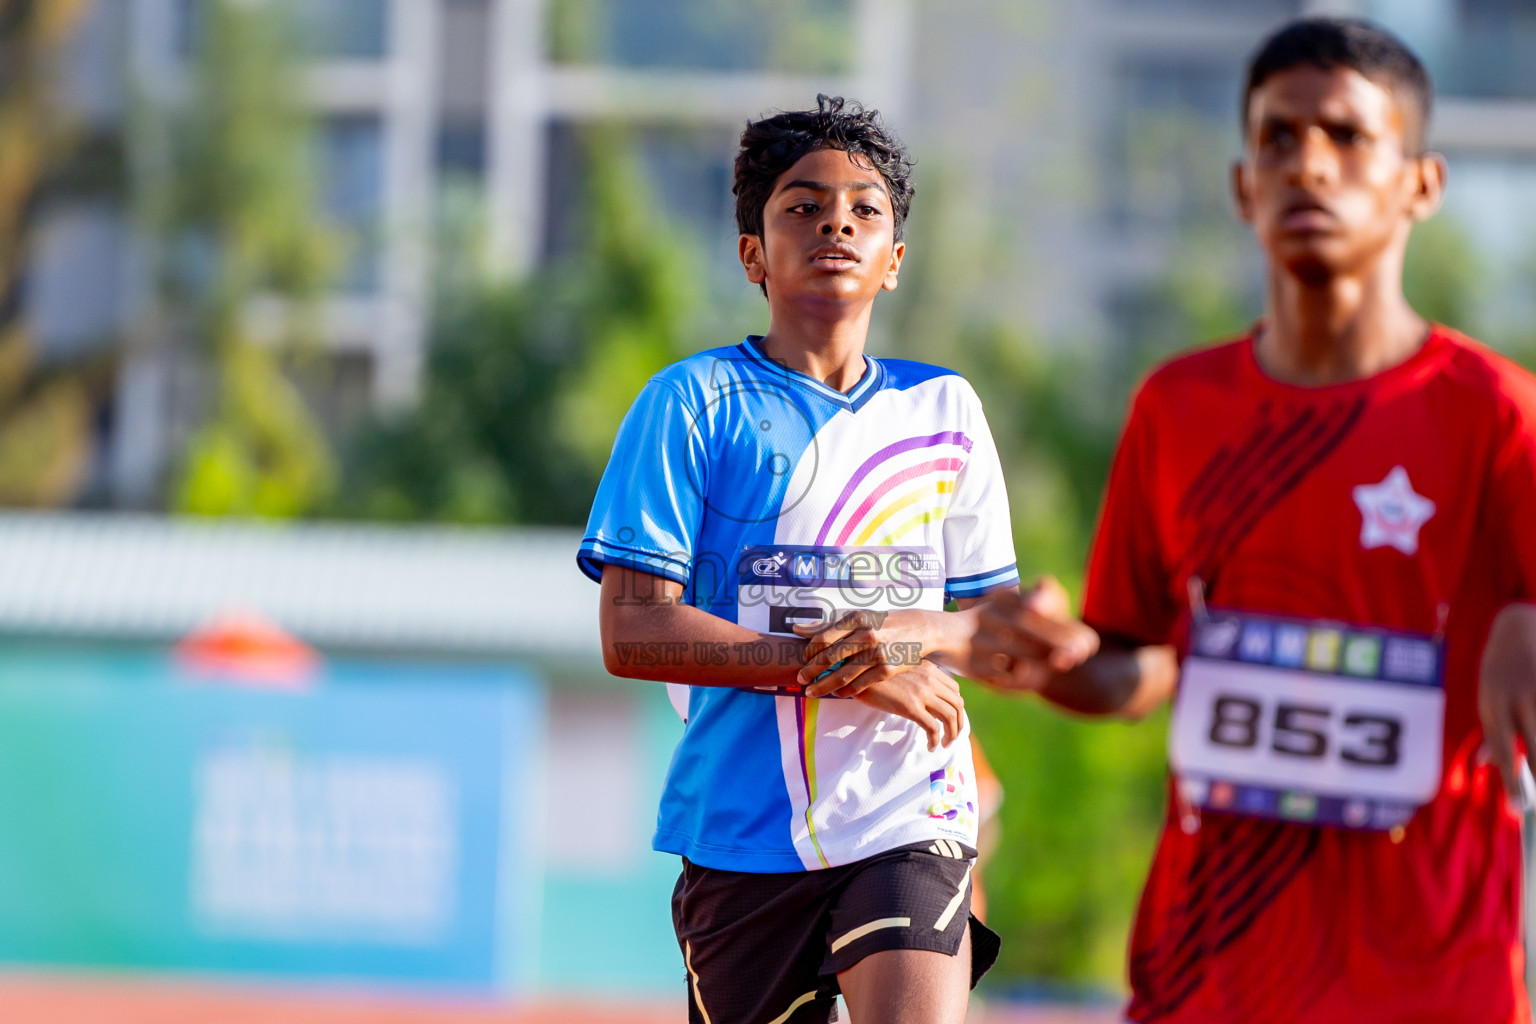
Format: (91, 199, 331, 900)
(600, 565, 804, 689)
(606, 602, 807, 688)
(916, 603, 984, 666)
(1038, 642, 1178, 719)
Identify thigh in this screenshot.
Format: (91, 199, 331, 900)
(837, 924, 971, 1024)
(821, 844, 1000, 1022)
(672, 859, 840, 1024)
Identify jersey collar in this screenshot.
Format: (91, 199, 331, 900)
(739, 336, 884, 412)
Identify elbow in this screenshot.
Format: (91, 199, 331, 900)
(602, 645, 641, 679)
(599, 615, 630, 677)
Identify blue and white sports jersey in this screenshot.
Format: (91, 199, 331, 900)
(579, 337, 1019, 872)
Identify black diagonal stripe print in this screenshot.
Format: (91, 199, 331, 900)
(1177, 443, 1233, 521)
(1182, 396, 1367, 589)
(1200, 397, 1365, 582)
(1179, 404, 1327, 579)
(1137, 831, 1317, 1022)
(1135, 394, 1366, 1019)
(1213, 827, 1320, 952)
(1183, 402, 1277, 522)
(1136, 821, 1305, 1014)
(1187, 403, 1339, 579)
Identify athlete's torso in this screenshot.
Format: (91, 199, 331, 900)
(581, 339, 1018, 872)
(1086, 328, 1535, 1023)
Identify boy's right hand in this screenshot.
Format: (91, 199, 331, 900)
(971, 577, 1100, 691)
(853, 659, 964, 751)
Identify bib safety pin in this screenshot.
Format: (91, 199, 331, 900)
(1187, 576, 1210, 626)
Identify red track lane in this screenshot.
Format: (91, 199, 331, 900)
(0, 973, 1122, 1023)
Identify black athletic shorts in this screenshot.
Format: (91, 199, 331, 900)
(671, 840, 1001, 1024)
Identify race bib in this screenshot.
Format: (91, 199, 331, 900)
(735, 545, 945, 695)
(1169, 609, 1444, 831)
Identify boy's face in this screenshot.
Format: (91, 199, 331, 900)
(739, 148, 904, 307)
(1234, 64, 1444, 285)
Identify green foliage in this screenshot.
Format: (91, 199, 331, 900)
(546, 0, 850, 72)
(0, 0, 100, 507)
(884, 173, 1166, 990)
(1404, 213, 1485, 335)
(968, 688, 1170, 984)
(147, 0, 340, 516)
(338, 130, 702, 524)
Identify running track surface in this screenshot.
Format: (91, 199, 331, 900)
(0, 973, 1120, 1023)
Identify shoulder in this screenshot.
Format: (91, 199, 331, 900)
(874, 358, 990, 416)
(643, 344, 757, 408)
(1136, 337, 1250, 408)
(1433, 327, 1536, 423)
(876, 357, 966, 393)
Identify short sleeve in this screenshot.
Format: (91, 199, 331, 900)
(577, 379, 706, 587)
(942, 394, 1019, 602)
(1082, 385, 1177, 645)
(1484, 384, 1536, 602)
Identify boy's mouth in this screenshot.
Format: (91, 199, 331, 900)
(809, 243, 861, 265)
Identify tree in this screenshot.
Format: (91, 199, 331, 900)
(0, 0, 99, 505)
(339, 129, 703, 525)
(144, 0, 340, 516)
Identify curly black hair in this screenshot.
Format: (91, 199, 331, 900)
(733, 94, 915, 242)
(1244, 18, 1433, 153)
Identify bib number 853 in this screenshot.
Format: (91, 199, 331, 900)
(1208, 695, 1402, 768)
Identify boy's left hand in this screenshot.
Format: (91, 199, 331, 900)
(851, 659, 965, 751)
(794, 609, 932, 698)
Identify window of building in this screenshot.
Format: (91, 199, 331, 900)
(320, 115, 385, 293)
(1106, 55, 1243, 229)
(176, 0, 388, 60)
(304, 0, 389, 58)
(1418, 154, 1536, 345)
(1108, 0, 1295, 10)
(548, 0, 853, 74)
(542, 121, 736, 266)
(1369, 0, 1536, 99)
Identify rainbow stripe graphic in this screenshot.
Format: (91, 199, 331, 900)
(814, 432, 973, 547)
(795, 697, 831, 868)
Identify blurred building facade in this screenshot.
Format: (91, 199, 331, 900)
(25, 0, 1536, 510)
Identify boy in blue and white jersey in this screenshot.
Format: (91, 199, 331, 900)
(578, 96, 1092, 1024)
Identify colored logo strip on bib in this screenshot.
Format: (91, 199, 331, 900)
(1190, 609, 1442, 688)
(1179, 776, 1416, 831)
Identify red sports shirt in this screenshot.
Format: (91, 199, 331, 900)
(1084, 326, 1536, 1023)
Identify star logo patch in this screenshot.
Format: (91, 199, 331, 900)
(1352, 466, 1434, 556)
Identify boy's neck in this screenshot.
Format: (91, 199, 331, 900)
(758, 303, 874, 393)
(1257, 253, 1428, 387)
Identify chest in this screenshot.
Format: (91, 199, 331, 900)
(1152, 393, 1490, 625)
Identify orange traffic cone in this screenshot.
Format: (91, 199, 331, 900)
(174, 608, 319, 688)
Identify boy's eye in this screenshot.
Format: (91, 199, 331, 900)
(789, 201, 818, 214)
(1262, 125, 1296, 147)
(1330, 126, 1365, 145)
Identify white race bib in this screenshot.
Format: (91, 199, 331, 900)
(1169, 610, 1444, 831)
(735, 545, 945, 695)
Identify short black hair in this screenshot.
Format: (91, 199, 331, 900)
(1242, 17, 1434, 152)
(733, 94, 914, 241)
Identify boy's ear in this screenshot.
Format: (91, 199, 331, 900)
(881, 239, 906, 292)
(1408, 151, 1447, 222)
(739, 234, 767, 285)
(1231, 159, 1254, 224)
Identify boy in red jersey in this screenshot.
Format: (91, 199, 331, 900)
(972, 17, 1536, 1023)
